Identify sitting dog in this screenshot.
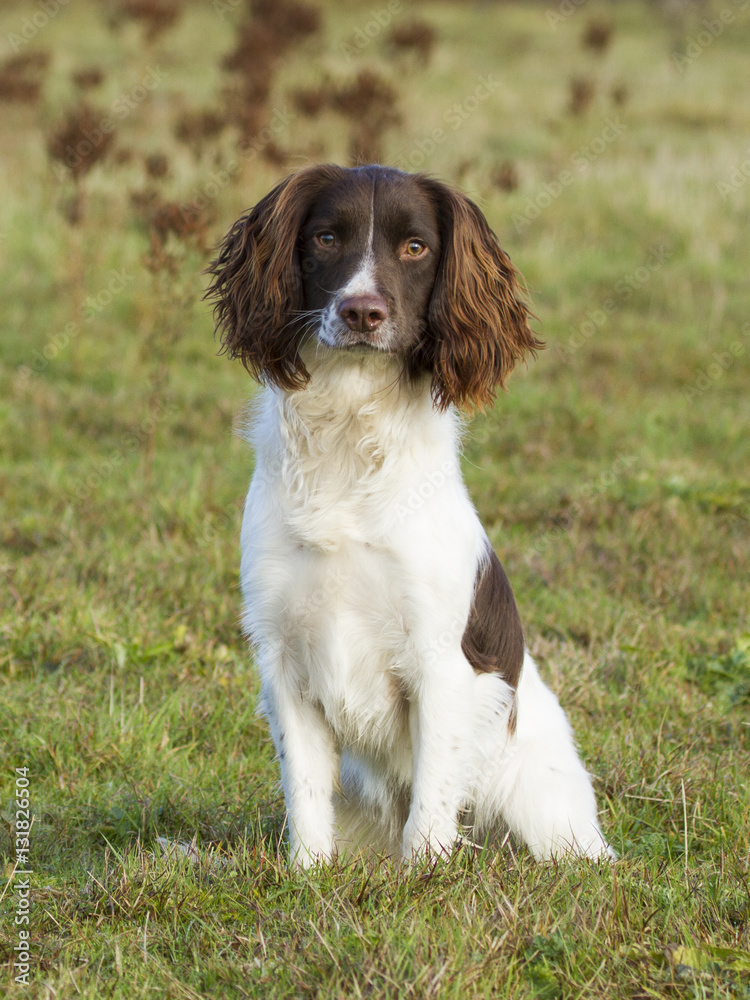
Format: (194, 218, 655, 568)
(206, 164, 613, 866)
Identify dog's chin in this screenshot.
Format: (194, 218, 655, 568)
(317, 330, 396, 355)
(341, 341, 390, 354)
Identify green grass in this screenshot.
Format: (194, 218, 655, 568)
(1, 0, 750, 996)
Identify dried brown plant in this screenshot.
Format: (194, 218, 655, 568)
(47, 102, 115, 181)
(4, 51, 50, 74)
(611, 84, 628, 107)
(0, 50, 49, 104)
(222, 21, 280, 104)
(328, 70, 397, 120)
(115, 0, 182, 42)
(582, 20, 614, 54)
(114, 148, 135, 165)
(261, 141, 290, 166)
(330, 70, 401, 164)
(174, 109, 227, 158)
(222, 0, 321, 140)
(132, 188, 212, 266)
(291, 83, 329, 118)
(491, 160, 519, 192)
(231, 99, 268, 142)
(568, 76, 595, 117)
(289, 69, 400, 164)
(145, 152, 170, 179)
(71, 67, 104, 90)
(252, 0, 321, 42)
(0, 74, 40, 103)
(388, 21, 437, 63)
(130, 186, 160, 217)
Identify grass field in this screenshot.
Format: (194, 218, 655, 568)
(1, 0, 750, 996)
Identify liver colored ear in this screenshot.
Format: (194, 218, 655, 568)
(205, 164, 345, 389)
(416, 179, 543, 411)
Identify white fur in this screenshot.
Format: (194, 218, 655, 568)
(239, 344, 613, 866)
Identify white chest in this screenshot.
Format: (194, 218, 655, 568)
(240, 361, 483, 757)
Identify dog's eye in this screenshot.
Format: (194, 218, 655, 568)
(316, 232, 335, 248)
(403, 239, 427, 259)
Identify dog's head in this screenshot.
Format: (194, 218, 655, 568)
(206, 164, 541, 410)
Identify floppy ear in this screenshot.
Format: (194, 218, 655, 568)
(417, 180, 543, 411)
(205, 165, 342, 390)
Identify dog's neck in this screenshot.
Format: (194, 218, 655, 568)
(274, 343, 444, 448)
(247, 345, 462, 548)
(297, 342, 424, 415)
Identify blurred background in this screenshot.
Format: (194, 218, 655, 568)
(2, 1, 750, 994)
(3, 0, 749, 686)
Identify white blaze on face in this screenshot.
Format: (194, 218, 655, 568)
(341, 179, 377, 298)
(319, 179, 380, 346)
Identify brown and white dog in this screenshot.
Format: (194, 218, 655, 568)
(207, 164, 613, 866)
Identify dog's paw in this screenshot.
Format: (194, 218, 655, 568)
(532, 826, 617, 863)
(401, 815, 458, 863)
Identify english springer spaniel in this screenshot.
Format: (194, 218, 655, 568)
(207, 164, 613, 866)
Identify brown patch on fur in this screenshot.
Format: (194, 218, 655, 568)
(205, 165, 346, 391)
(412, 178, 542, 411)
(462, 543, 525, 730)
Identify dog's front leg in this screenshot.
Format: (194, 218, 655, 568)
(261, 676, 339, 868)
(401, 656, 474, 861)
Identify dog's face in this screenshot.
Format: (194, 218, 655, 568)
(298, 170, 441, 355)
(206, 164, 542, 409)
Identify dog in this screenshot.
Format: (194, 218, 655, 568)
(206, 164, 613, 866)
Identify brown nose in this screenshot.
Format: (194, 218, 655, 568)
(339, 294, 388, 332)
